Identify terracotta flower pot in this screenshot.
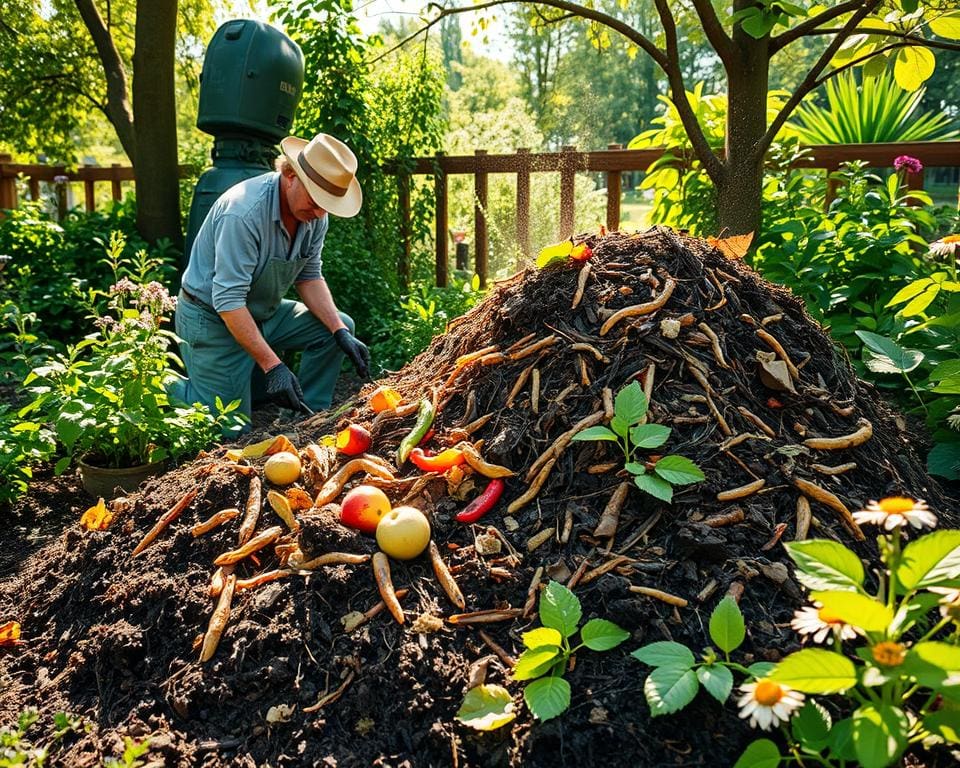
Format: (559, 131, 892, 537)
(78, 457, 168, 498)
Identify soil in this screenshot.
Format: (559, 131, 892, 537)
(2, 227, 959, 767)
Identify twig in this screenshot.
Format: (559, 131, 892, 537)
(600, 278, 677, 336)
(571, 262, 592, 309)
(630, 585, 688, 607)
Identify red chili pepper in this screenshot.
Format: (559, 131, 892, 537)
(410, 447, 465, 472)
(418, 428, 435, 446)
(456, 478, 506, 523)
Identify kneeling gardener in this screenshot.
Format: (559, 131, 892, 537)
(173, 133, 371, 424)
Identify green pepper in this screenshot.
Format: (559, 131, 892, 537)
(397, 398, 435, 465)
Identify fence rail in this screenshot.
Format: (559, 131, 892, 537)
(0, 155, 193, 214)
(385, 140, 960, 289)
(3, 143, 958, 289)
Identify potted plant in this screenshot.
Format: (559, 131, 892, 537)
(20, 233, 241, 496)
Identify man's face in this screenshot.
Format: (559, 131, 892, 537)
(286, 174, 326, 223)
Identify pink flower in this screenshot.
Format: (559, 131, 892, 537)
(894, 155, 923, 174)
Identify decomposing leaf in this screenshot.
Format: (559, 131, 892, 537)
(0, 620, 22, 647)
(707, 231, 754, 260)
(456, 685, 516, 731)
(264, 435, 297, 456)
(756, 351, 796, 393)
(80, 497, 115, 531)
(536, 239, 573, 269)
(285, 488, 314, 510)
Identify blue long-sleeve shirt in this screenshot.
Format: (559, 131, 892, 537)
(181, 172, 328, 313)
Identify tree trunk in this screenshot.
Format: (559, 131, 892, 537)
(132, 0, 182, 250)
(718, 21, 771, 235)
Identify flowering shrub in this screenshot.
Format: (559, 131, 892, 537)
(633, 494, 960, 768)
(20, 233, 242, 471)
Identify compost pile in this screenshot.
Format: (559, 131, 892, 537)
(2, 227, 958, 767)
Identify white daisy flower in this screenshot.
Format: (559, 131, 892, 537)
(791, 603, 859, 643)
(852, 497, 937, 531)
(737, 679, 805, 730)
(928, 587, 960, 621)
(929, 234, 960, 257)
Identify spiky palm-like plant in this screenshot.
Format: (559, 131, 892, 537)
(789, 68, 958, 144)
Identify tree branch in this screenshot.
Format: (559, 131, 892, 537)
(653, 0, 725, 183)
(770, 0, 865, 54)
(757, 1, 878, 161)
(690, 0, 733, 65)
(797, 27, 960, 54)
(369, 0, 668, 71)
(809, 42, 906, 89)
(73, 0, 136, 160)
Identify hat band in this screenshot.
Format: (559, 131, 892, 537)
(297, 151, 349, 198)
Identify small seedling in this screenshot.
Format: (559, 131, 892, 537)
(572, 380, 704, 502)
(514, 581, 629, 721)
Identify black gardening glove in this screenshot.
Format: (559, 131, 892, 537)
(264, 363, 314, 415)
(334, 328, 371, 379)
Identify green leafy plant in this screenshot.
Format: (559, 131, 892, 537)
(634, 491, 960, 768)
(789, 68, 958, 145)
(632, 596, 773, 717)
(0, 404, 56, 506)
(512, 581, 629, 721)
(20, 233, 243, 472)
(102, 737, 150, 768)
(571, 380, 704, 502)
(733, 496, 960, 768)
(0, 709, 84, 767)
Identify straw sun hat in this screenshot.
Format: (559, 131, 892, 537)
(280, 133, 362, 218)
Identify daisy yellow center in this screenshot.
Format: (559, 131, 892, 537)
(943, 234, 960, 244)
(817, 608, 843, 624)
(877, 497, 916, 514)
(754, 680, 784, 706)
(872, 641, 906, 667)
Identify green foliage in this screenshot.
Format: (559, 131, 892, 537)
(20, 233, 241, 471)
(789, 69, 958, 144)
(102, 737, 150, 768)
(0, 404, 55, 506)
(572, 380, 703, 503)
(632, 596, 749, 716)
(508, 581, 628, 721)
(0, 709, 84, 767)
(369, 274, 482, 372)
(635, 502, 960, 768)
(0, 201, 176, 344)
(743, 516, 960, 768)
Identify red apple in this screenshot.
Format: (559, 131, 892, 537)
(336, 424, 373, 456)
(340, 485, 391, 534)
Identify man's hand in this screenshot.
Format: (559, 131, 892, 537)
(334, 329, 371, 378)
(264, 363, 314, 415)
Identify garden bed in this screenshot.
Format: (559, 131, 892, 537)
(2, 227, 958, 766)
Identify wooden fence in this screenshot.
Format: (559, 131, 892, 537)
(0, 155, 193, 215)
(3, 143, 959, 289)
(386, 140, 960, 289)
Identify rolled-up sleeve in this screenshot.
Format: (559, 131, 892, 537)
(295, 215, 328, 283)
(211, 214, 261, 312)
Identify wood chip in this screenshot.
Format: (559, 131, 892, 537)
(629, 585, 688, 607)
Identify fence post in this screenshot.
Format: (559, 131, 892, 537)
(434, 155, 448, 288)
(111, 163, 123, 202)
(606, 143, 622, 232)
(0, 154, 16, 211)
(83, 161, 96, 213)
(398, 170, 411, 289)
(474, 149, 488, 288)
(559, 144, 576, 239)
(516, 147, 531, 268)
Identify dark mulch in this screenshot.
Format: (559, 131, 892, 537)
(2, 227, 958, 767)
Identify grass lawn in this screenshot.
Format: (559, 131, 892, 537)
(618, 188, 653, 229)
